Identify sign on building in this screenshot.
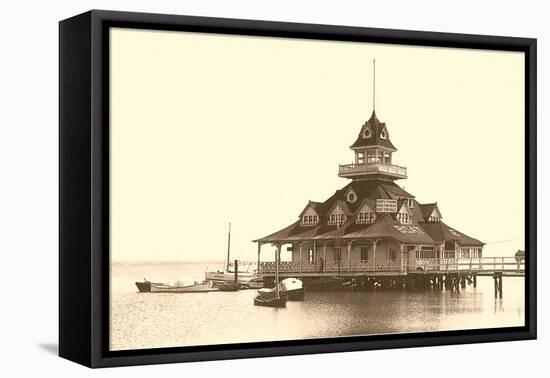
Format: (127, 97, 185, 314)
(376, 199, 397, 213)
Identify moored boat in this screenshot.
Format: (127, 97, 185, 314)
(253, 295, 286, 307)
(205, 223, 261, 286)
(254, 244, 286, 308)
(257, 278, 304, 301)
(217, 282, 241, 291)
(135, 279, 216, 293)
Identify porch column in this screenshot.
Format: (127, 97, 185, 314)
(372, 240, 378, 271)
(313, 240, 317, 264)
(299, 242, 303, 273)
(257, 242, 261, 274)
(323, 243, 327, 267)
(347, 240, 353, 270)
(400, 244, 404, 272)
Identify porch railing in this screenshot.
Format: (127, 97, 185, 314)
(259, 257, 524, 274)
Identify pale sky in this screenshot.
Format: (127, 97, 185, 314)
(110, 28, 524, 263)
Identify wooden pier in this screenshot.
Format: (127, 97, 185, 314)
(259, 257, 524, 297)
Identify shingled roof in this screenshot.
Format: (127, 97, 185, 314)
(420, 221, 484, 246)
(419, 203, 439, 222)
(350, 111, 397, 150)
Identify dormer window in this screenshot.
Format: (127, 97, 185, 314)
(397, 203, 411, 224)
(427, 207, 442, 222)
(357, 211, 375, 224)
(380, 130, 387, 139)
(397, 212, 410, 224)
(363, 127, 372, 138)
(328, 213, 346, 226)
(407, 198, 414, 208)
(302, 215, 318, 226)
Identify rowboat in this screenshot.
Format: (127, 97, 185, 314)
(135, 279, 216, 293)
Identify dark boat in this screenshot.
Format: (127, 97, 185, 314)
(253, 295, 287, 307)
(305, 277, 350, 291)
(217, 282, 241, 291)
(254, 245, 286, 307)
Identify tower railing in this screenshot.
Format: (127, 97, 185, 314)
(338, 162, 407, 178)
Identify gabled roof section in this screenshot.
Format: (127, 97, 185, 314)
(356, 198, 376, 214)
(298, 200, 322, 218)
(350, 111, 397, 150)
(397, 199, 410, 213)
(419, 203, 440, 221)
(327, 199, 352, 216)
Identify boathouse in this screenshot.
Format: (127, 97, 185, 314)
(254, 109, 484, 277)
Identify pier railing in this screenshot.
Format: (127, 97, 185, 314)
(412, 257, 524, 273)
(259, 257, 524, 275)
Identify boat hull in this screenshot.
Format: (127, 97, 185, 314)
(253, 295, 287, 308)
(257, 278, 305, 301)
(135, 280, 216, 293)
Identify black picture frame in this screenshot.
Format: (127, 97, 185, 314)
(59, 9, 537, 368)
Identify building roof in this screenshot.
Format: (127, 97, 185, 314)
(420, 221, 484, 246)
(343, 215, 435, 244)
(419, 203, 439, 221)
(350, 111, 397, 150)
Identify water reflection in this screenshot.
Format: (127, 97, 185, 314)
(110, 263, 525, 351)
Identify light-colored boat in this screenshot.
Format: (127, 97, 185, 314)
(205, 223, 262, 287)
(135, 279, 216, 293)
(257, 278, 304, 301)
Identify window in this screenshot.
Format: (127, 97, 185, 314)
(302, 215, 318, 226)
(383, 152, 391, 164)
(360, 246, 369, 261)
(389, 249, 397, 260)
(407, 198, 414, 208)
(397, 212, 410, 224)
(380, 130, 387, 139)
(328, 213, 346, 226)
(308, 248, 314, 262)
(357, 211, 375, 224)
(460, 248, 470, 258)
(347, 191, 357, 203)
(357, 151, 365, 164)
(416, 246, 435, 259)
(363, 128, 371, 138)
(428, 215, 439, 222)
(366, 150, 376, 163)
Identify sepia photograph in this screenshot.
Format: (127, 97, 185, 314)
(108, 27, 525, 351)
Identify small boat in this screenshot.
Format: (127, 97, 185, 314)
(253, 295, 286, 307)
(135, 279, 215, 293)
(254, 245, 286, 308)
(257, 278, 304, 301)
(305, 277, 350, 291)
(217, 282, 241, 291)
(205, 223, 261, 286)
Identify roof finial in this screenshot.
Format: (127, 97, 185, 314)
(373, 59, 376, 112)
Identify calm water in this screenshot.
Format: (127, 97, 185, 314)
(110, 262, 525, 351)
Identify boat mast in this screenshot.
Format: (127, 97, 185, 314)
(226, 222, 231, 271)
